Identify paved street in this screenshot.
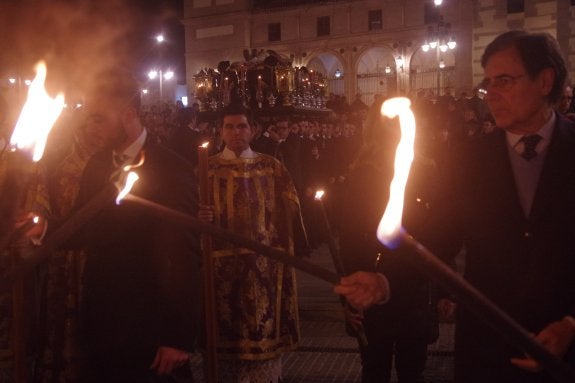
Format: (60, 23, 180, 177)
(191, 243, 455, 382)
(282, 244, 455, 383)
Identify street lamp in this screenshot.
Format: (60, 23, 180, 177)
(420, 15, 456, 96)
(148, 69, 174, 102)
(421, 15, 456, 67)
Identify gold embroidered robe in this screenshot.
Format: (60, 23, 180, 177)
(207, 153, 300, 361)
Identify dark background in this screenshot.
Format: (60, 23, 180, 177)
(0, 0, 186, 92)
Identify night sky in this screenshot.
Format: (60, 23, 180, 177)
(0, 0, 186, 90)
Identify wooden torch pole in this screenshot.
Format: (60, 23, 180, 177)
(197, 144, 218, 382)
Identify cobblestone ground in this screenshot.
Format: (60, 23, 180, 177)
(283, 321, 454, 383)
(191, 244, 455, 382)
(283, 244, 455, 383)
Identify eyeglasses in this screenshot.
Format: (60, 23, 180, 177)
(478, 74, 526, 93)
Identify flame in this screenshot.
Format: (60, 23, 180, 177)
(376, 97, 416, 249)
(314, 190, 325, 201)
(9, 62, 65, 162)
(122, 151, 145, 172)
(200, 141, 209, 148)
(115, 171, 139, 205)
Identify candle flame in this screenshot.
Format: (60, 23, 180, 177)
(116, 171, 139, 205)
(33, 215, 40, 225)
(314, 190, 325, 201)
(200, 141, 209, 148)
(376, 97, 416, 249)
(9, 62, 65, 162)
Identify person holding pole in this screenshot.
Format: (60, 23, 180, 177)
(339, 97, 439, 383)
(335, 30, 575, 383)
(72, 68, 201, 382)
(197, 103, 304, 382)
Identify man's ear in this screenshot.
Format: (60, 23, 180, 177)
(120, 106, 143, 137)
(121, 106, 138, 122)
(538, 67, 555, 97)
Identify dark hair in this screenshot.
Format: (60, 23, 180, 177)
(87, 67, 142, 111)
(481, 30, 567, 104)
(220, 103, 254, 127)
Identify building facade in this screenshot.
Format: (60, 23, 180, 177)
(183, 0, 575, 106)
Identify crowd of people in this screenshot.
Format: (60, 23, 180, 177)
(1, 29, 575, 383)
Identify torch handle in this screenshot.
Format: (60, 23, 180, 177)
(400, 232, 575, 383)
(124, 194, 340, 285)
(197, 147, 218, 383)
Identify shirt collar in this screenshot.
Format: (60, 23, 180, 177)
(220, 146, 257, 159)
(506, 111, 555, 150)
(116, 128, 147, 161)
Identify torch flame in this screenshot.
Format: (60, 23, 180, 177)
(9, 62, 65, 162)
(116, 171, 139, 205)
(376, 97, 416, 249)
(314, 190, 325, 201)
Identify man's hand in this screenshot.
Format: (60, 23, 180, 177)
(437, 298, 456, 323)
(150, 346, 190, 375)
(334, 271, 390, 310)
(510, 316, 575, 372)
(13, 212, 46, 246)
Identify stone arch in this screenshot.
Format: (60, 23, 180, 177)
(354, 46, 397, 105)
(409, 45, 456, 97)
(304, 51, 345, 96)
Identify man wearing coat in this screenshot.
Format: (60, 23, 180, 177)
(74, 70, 201, 382)
(335, 30, 575, 383)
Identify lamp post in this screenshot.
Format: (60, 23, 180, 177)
(420, 15, 456, 96)
(148, 69, 174, 103)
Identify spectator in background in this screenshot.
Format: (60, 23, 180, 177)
(339, 99, 439, 383)
(554, 84, 574, 121)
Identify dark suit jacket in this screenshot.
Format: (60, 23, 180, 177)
(275, 133, 303, 194)
(166, 125, 202, 166)
(75, 139, 201, 382)
(339, 153, 439, 343)
(432, 115, 575, 382)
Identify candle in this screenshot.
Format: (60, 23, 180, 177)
(315, 189, 368, 346)
(376, 97, 575, 383)
(197, 142, 218, 382)
(257, 75, 263, 91)
(314, 190, 344, 274)
(198, 142, 210, 204)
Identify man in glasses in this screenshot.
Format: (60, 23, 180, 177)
(554, 84, 574, 121)
(336, 30, 575, 383)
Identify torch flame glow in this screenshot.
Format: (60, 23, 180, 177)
(116, 171, 139, 205)
(376, 97, 416, 249)
(9, 62, 65, 162)
(314, 190, 325, 201)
